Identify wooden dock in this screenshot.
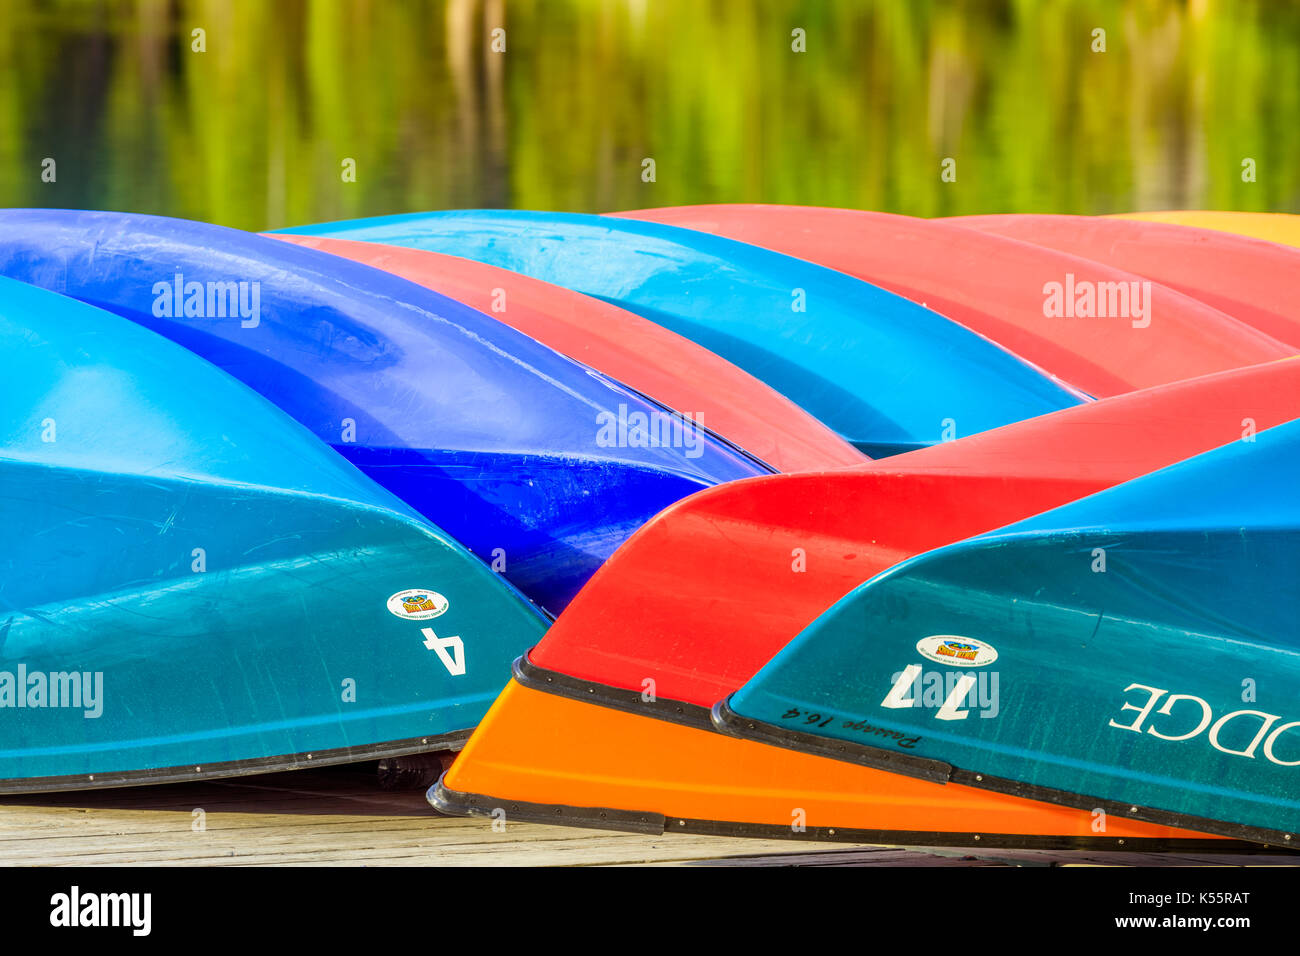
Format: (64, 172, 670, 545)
(0, 765, 1295, 867)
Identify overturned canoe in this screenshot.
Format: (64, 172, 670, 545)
(0, 277, 549, 791)
(269, 234, 865, 473)
(953, 213, 1300, 347)
(719, 415, 1300, 845)
(0, 210, 767, 615)
(275, 210, 1084, 457)
(434, 667, 1225, 849)
(432, 359, 1299, 848)
(1114, 211, 1300, 250)
(613, 205, 1291, 398)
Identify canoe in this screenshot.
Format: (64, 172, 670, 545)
(0, 210, 767, 615)
(435, 671, 1226, 849)
(275, 211, 1084, 457)
(431, 358, 1299, 847)
(1114, 211, 1300, 250)
(0, 277, 549, 791)
(953, 213, 1300, 347)
(268, 234, 865, 473)
(718, 415, 1300, 844)
(612, 205, 1292, 398)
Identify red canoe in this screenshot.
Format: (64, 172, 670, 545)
(952, 213, 1300, 347)
(270, 234, 865, 473)
(532, 358, 1300, 703)
(612, 205, 1292, 398)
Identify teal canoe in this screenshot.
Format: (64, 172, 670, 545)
(276, 211, 1085, 457)
(718, 418, 1300, 844)
(0, 277, 548, 791)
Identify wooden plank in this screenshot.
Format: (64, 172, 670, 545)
(0, 766, 1295, 866)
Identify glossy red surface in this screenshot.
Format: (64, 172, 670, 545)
(953, 213, 1300, 347)
(612, 205, 1292, 398)
(532, 359, 1300, 704)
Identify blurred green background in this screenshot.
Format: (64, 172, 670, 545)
(1, 0, 1296, 231)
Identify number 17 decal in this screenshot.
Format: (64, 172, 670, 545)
(422, 627, 466, 676)
(880, 664, 977, 721)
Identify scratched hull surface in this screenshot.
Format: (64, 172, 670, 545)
(275, 210, 1084, 457)
(0, 278, 549, 790)
(270, 234, 866, 473)
(723, 418, 1300, 843)
(0, 210, 766, 615)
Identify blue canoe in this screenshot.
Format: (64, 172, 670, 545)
(0, 210, 767, 615)
(717, 419, 1300, 843)
(275, 210, 1085, 457)
(0, 276, 551, 790)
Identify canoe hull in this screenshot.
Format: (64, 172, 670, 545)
(431, 361, 1299, 847)
(614, 204, 1292, 397)
(0, 210, 766, 616)
(954, 212, 1300, 346)
(532, 360, 1300, 705)
(1115, 211, 1300, 250)
(724, 421, 1300, 844)
(431, 662, 1236, 849)
(269, 234, 866, 473)
(0, 278, 549, 792)
(276, 210, 1083, 454)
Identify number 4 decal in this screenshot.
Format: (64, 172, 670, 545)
(422, 627, 465, 676)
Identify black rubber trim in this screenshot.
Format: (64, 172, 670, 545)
(711, 695, 1299, 851)
(0, 730, 471, 795)
(429, 773, 666, 834)
(711, 697, 952, 784)
(514, 655, 714, 732)
(428, 774, 1275, 853)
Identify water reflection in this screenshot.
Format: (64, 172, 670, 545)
(0, 0, 1295, 230)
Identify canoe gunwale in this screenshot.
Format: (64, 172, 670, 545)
(435, 665, 1285, 853)
(427, 775, 1268, 854)
(710, 696, 952, 784)
(710, 698, 1297, 850)
(513, 655, 712, 733)
(0, 730, 471, 796)
(429, 774, 666, 835)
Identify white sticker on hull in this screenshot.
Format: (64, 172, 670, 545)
(915, 635, 998, 668)
(386, 589, 449, 621)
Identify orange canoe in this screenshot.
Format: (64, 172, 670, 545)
(270, 234, 865, 473)
(436, 673, 1228, 849)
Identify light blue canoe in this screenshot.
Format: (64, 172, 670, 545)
(275, 211, 1086, 457)
(716, 419, 1300, 843)
(0, 210, 767, 615)
(0, 276, 550, 791)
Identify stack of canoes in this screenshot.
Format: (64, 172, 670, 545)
(1, 206, 1297, 851)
